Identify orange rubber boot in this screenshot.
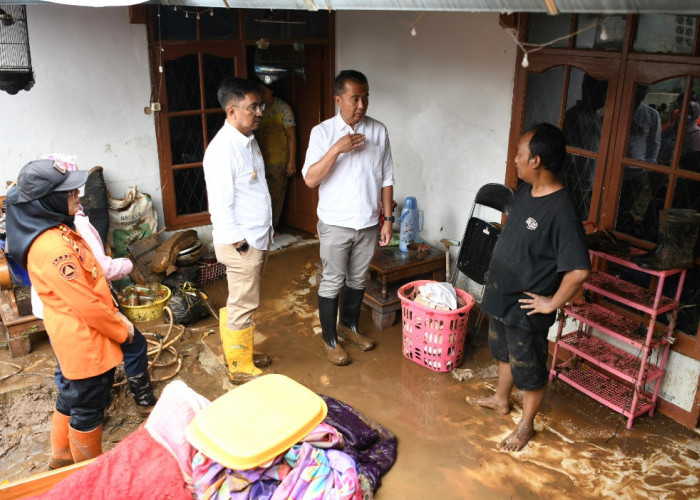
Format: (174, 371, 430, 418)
(68, 424, 103, 463)
(49, 409, 74, 470)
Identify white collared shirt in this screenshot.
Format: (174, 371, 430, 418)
(203, 121, 272, 249)
(302, 114, 394, 230)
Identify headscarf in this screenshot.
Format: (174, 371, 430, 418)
(4, 187, 76, 269)
(5, 157, 86, 270)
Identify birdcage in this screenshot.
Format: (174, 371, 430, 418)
(0, 5, 34, 95)
(254, 43, 305, 85)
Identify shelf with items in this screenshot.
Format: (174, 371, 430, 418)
(550, 248, 687, 429)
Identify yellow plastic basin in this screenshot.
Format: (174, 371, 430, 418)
(121, 285, 171, 322)
(186, 374, 327, 470)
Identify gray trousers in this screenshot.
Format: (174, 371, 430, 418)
(318, 220, 379, 298)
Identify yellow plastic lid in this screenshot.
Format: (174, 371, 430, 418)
(186, 374, 327, 470)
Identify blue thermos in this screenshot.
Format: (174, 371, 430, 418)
(397, 197, 424, 252)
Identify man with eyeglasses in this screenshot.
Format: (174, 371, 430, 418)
(203, 77, 273, 384)
(302, 70, 395, 365)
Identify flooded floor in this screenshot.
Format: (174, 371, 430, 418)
(1, 241, 699, 499)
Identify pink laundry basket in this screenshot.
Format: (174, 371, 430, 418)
(398, 280, 475, 373)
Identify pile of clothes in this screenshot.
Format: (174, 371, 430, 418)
(37, 381, 397, 500)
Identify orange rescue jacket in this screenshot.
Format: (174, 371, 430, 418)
(28, 225, 126, 380)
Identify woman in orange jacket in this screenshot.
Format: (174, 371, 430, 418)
(5, 159, 134, 469)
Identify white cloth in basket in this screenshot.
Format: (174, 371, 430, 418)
(417, 282, 458, 310)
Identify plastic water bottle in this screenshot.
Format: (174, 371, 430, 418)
(398, 197, 423, 252)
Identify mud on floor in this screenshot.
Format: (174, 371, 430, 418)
(0, 338, 231, 483)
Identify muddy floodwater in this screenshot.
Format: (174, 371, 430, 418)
(1, 242, 699, 499)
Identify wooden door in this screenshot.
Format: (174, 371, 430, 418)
(280, 44, 334, 234)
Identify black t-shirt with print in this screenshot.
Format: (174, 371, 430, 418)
(481, 182, 590, 332)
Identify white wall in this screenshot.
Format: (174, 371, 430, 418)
(0, 5, 163, 224)
(336, 11, 516, 252)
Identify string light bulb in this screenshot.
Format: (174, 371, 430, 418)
(196, 12, 200, 20)
(410, 27, 417, 37)
(210, 10, 214, 16)
(599, 20, 609, 41)
(521, 52, 529, 68)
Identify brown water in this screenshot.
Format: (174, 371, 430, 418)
(1, 242, 699, 499)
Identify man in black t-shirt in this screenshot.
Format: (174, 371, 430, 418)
(469, 123, 590, 452)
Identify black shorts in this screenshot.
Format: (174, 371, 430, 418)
(488, 318, 549, 391)
(56, 368, 116, 431)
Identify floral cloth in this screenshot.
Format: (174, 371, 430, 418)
(192, 424, 360, 500)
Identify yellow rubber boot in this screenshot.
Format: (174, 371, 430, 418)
(68, 424, 103, 464)
(49, 409, 74, 470)
(220, 308, 262, 384)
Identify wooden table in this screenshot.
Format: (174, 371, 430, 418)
(363, 246, 446, 330)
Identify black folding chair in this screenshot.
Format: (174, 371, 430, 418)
(450, 183, 514, 332)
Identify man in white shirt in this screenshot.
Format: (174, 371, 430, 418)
(302, 70, 395, 365)
(203, 77, 273, 383)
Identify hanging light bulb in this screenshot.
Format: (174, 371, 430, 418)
(173, 6, 177, 11)
(185, 12, 189, 18)
(521, 52, 529, 68)
(599, 20, 609, 41)
(210, 10, 214, 16)
(410, 27, 417, 37)
(196, 12, 200, 20)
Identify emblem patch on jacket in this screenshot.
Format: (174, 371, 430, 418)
(58, 261, 79, 281)
(526, 217, 538, 230)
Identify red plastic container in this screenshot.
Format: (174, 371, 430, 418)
(198, 258, 226, 284)
(398, 280, 475, 372)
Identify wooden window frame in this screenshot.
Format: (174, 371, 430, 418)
(505, 13, 700, 354)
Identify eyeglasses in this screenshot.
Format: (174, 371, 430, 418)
(230, 103, 265, 114)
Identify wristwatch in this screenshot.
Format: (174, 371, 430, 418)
(384, 216, 395, 223)
(236, 241, 249, 253)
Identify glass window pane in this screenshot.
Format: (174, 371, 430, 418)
(206, 112, 225, 146)
(575, 14, 624, 51)
(564, 69, 608, 154)
(152, 6, 197, 41)
(526, 13, 570, 47)
(173, 167, 208, 215)
(166, 54, 201, 112)
(563, 153, 597, 221)
(671, 178, 700, 338)
(523, 67, 564, 130)
(202, 54, 236, 110)
(169, 115, 204, 166)
(200, 8, 238, 40)
(615, 167, 666, 241)
(676, 78, 700, 171)
(634, 14, 696, 55)
(647, 77, 687, 166)
(626, 83, 663, 164)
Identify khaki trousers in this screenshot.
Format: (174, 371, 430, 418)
(214, 244, 267, 330)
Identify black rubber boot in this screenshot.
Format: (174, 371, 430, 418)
(338, 285, 375, 351)
(632, 209, 700, 270)
(318, 295, 350, 365)
(127, 370, 158, 414)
